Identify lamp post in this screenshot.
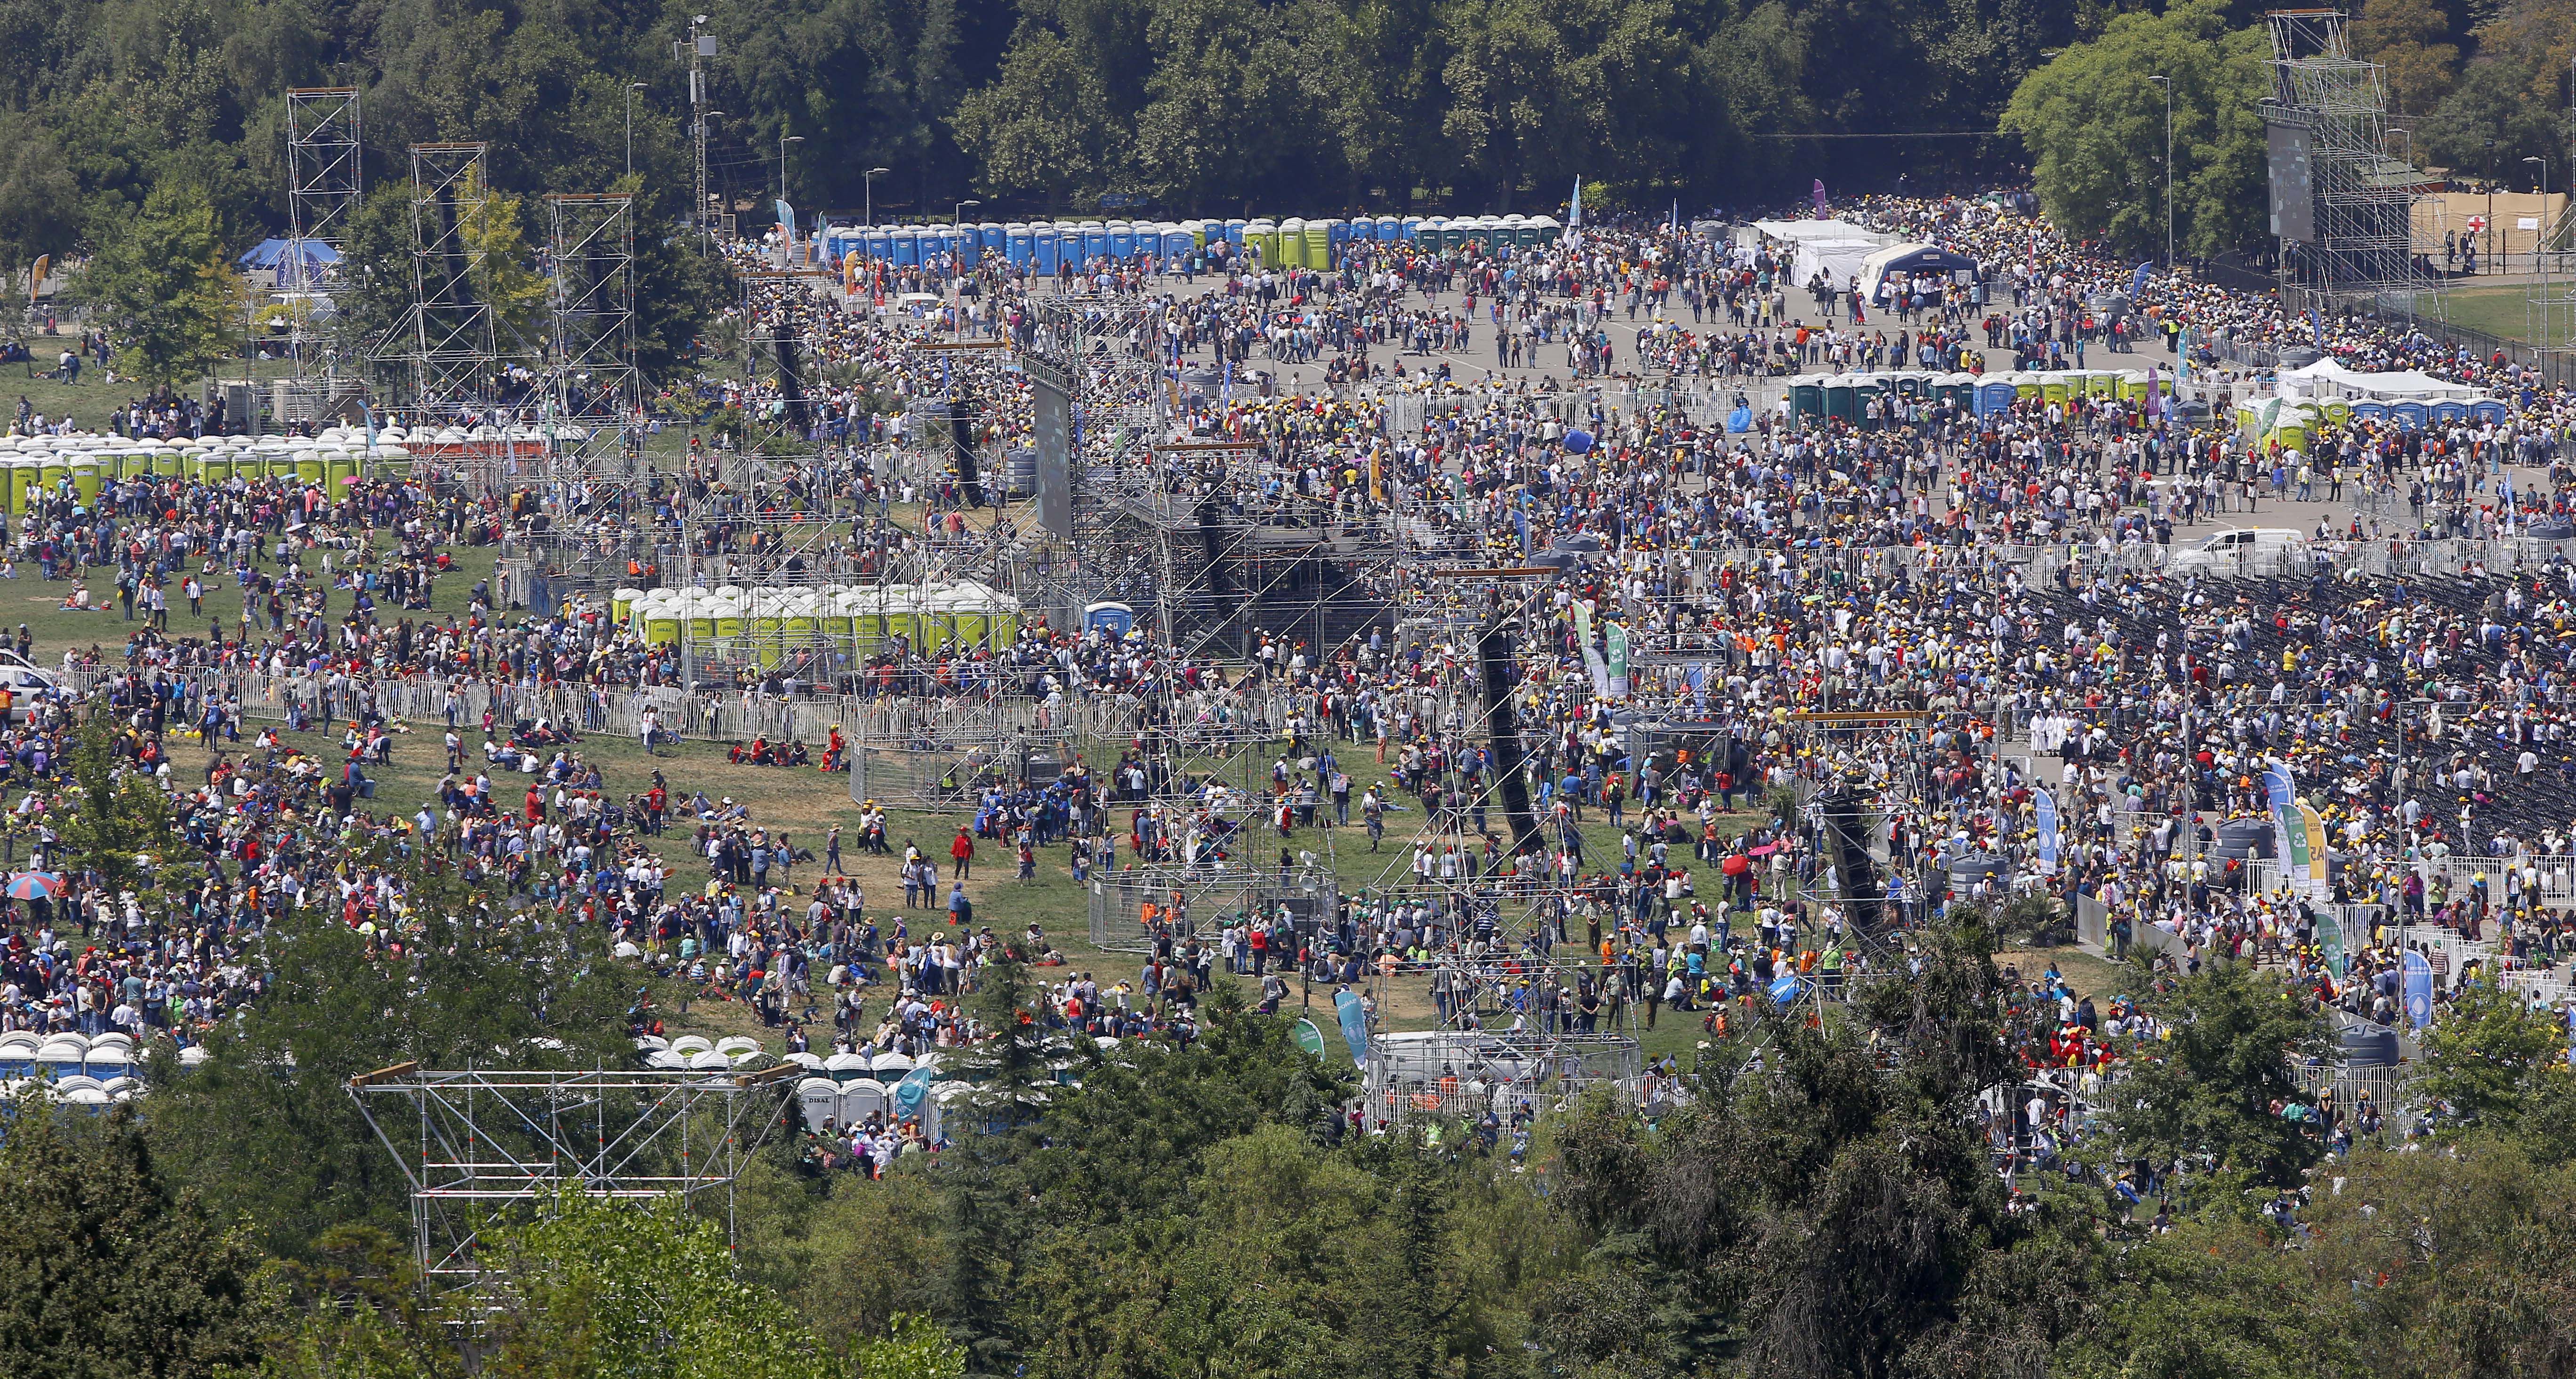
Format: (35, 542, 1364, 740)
(2528, 156, 2548, 270)
(625, 82, 646, 177)
(864, 167, 890, 226)
(2150, 75, 2174, 270)
(2487, 137, 2499, 273)
(699, 111, 724, 236)
(779, 131, 803, 205)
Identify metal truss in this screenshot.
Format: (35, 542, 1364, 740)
(1088, 860, 1335, 953)
(377, 144, 526, 422)
(2266, 9, 2443, 318)
(347, 1064, 797, 1296)
(543, 193, 640, 423)
(848, 697, 1071, 810)
(283, 87, 362, 390)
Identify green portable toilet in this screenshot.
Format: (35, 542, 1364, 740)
(5, 460, 33, 516)
(68, 457, 100, 506)
(1500, 214, 1528, 249)
(297, 450, 325, 487)
(1278, 218, 1307, 270)
(1245, 219, 1278, 269)
(1823, 375, 1858, 423)
(327, 449, 356, 492)
(2084, 371, 2116, 400)
(38, 457, 68, 501)
(1527, 215, 1560, 248)
(1790, 374, 1826, 417)
(1936, 373, 1975, 410)
(2010, 372, 2041, 402)
(1306, 219, 1331, 270)
(1852, 376, 1885, 429)
(1417, 216, 1447, 252)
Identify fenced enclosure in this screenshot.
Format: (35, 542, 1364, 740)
(1085, 861, 1334, 954)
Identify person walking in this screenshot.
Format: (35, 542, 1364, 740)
(950, 826, 975, 879)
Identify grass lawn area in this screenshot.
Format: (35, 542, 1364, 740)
(2441, 283, 2576, 348)
(17, 416, 1787, 1066)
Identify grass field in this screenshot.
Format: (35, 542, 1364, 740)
(2441, 282, 2576, 348)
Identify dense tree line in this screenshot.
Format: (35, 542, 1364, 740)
(23, 867, 2576, 1377)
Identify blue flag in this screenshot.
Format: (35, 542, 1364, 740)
(2035, 787, 2060, 871)
(2131, 261, 2152, 299)
(2403, 950, 2434, 1029)
(1334, 987, 1369, 1067)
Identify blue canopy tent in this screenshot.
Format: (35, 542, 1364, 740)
(1858, 242, 1978, 306)
(239, 239, 341, 288)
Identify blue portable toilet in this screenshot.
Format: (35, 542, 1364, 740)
(1079, 221, 1108, 261)
(2352, 401, 2386, 425)
(890, 228, 919, 266)
(1223, 218, 1247, 245)
(1162, 224, 1192, 258)
(1108, 220, 1135, 260)
(1401, 215, 1424, 241)
(1085, 601, 1135, 637)
(1033, 225, 1060, 274)
(2392, 401, 2427, 431)
(2471, 398, 2506, 424)
(2432, 400, 2468, 425)
(1326, 218, 1352, 261)
(1375, 215, 1400, 241)
(1006, 223, 1033, 267)
(980, 222, 1005, 255)
(1974, 377, 2016, 417)
(864, 227, 891, 262)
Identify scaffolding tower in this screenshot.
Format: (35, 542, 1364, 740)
(347, 1063, 797, 1297)
(2266, 9, 2443, 320)
(282, 87, 362, 406)
(377, 144, 524, 422)
(541, 192, 643, 472)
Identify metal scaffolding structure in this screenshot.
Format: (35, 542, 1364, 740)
(538, 193, 644, 499)
(346, 1064, 797, 1296)
(2266, 8, 2443, 318)
(282, 87, 362, 403)
(377, 144, 526, 422)
(1087, 859, 1335, 954)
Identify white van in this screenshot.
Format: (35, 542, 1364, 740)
(2167, 527, 2308, 577)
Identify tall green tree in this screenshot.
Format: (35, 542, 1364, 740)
(2002, 0, 2271, 261)
(2107, 958, 2332, 1186)
(0, 1097, 272, 1379)
(74, 187, 243, 389)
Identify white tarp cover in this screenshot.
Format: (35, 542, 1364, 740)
(2278, 358, 2483, 401)
(1751, 218, 1882, 243)
(1792, 239, 1882, 290)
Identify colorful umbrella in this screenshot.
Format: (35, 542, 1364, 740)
(4, 872, 64, 900)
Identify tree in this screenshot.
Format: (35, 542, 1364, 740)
(2352, 0, 2459, 114)
(147, 831, 644, 1258)
(2414, 981, 2566, 1130)
(73, 187, 242, 390)
(2056, 1220, 2360, 1379)
(57, 710, 201, 905)
(854, 1315, 968, 1379)
(2420, 56, 2568, 191)
(2108, 959, 2332, 1186)
(0, 1096, 271, 1379)
(472, 1192, 829, 1379)
(0, 112, 80, 279)
(2002, 0, 2272, 261)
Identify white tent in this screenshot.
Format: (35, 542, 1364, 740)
(1751, 218, 1881, 243)
(1857, 242, 1981, 305)
(2277, 358, 2483, 401)
(1791, 239, 1883, 292)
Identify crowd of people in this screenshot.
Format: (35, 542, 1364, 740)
(10, 190, 2576, 1176)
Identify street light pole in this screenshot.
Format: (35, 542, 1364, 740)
(625, 82, 646, 177)
(2150, 75, 2174, 270)
(864, 167, 890, 226)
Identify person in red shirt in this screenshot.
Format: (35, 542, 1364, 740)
(525, 783, 546, 822)
(950, 827, 975, 879)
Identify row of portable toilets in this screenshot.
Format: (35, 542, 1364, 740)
(822, 213, 1566, 276)
(637, 1034, 967, 1136)
(0, 428, 406, 513)
(2239, 392, 2509, 453)
(0, 1030, 144, 1108)
(616, 581, 1025, 658)
(1788, 369, 2177, 425)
